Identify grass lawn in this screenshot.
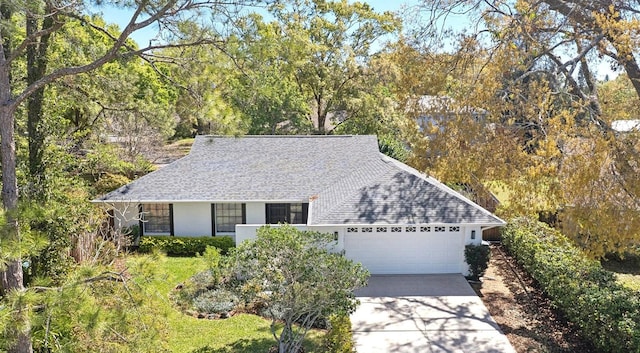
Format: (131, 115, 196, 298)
(616, 273, 640, 291)
(602, 255, 640, 292)
(139, 255, 325, 353)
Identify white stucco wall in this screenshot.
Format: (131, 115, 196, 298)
(309, 226, 345, 252)
(235, 224, 311, 244)
(245, 202, 265, 224)
(465, 225, 483, 245)
(173, 202, 212, 236)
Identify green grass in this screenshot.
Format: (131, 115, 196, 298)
(616, 273, 640, 291)
(602, 254, 640, 292)
(137, 255, 325, 352)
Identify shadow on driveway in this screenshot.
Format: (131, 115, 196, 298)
(351, 274, 516, 353)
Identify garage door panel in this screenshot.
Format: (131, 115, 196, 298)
(344, 229, 464, 274)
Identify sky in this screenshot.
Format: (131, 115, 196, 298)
(99, 1, 420, 46)
(98, 0, 617, 80)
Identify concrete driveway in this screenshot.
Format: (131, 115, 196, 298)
(351, 275, 516, 353)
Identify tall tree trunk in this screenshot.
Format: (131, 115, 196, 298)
(26, 8, 53, 198)
(0, 68, 33, 352)
(1, 5, 32, 348)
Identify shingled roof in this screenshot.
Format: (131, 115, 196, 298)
(96, 135, 504, 226)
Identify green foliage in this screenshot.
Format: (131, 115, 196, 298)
(230, 225, 369, 353)
(0, 207, 48, 270)
(378, 134, 409, 162)
(503, 217, 640, 352)
(323, 314, 355, 353)
(464, 244, 491, 281)
(172, 246, 226, 312)
(225, 1, 400, 135)
(160, 46, 245, 137)
(93, 173, 131, 196)
(137, 236, 234, 257)
(202, 246, 223, 284)
(0, 255, 172, 352)
(82, 143, 154, 181)
(155, 256, 327, 352)
(173, 269, 221, 312)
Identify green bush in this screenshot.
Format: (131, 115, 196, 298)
(323, 314, 355, 353)
(137, 236, 234, 256)
(503, 217, 640, 353)
(93, 173, 131, 195)
(464, 244, 491, 280)
(193, 289, 239, 315)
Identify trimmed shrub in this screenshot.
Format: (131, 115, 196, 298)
(464, 244, 491, 280)
(503, 217, 640, 353)
(137, 236, 234, 256)
(323, 314, 356, 353)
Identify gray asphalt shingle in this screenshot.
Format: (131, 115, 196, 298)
(97, 135, 503, 225)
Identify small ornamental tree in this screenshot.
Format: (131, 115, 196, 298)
(229, 225, 369, 353)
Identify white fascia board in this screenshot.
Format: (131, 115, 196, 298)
(309, 221, 506, 227)
(92, 199, 310, 204)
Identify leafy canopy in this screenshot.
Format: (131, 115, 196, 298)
(229, 225, 369, 353)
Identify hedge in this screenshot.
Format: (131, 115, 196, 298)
(137, 236, 234, 256)
(503, 217, 640, 352)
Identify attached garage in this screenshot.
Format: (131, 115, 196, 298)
(343, 225, 466, 274)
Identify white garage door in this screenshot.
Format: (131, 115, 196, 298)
(344, 225, 465, 274)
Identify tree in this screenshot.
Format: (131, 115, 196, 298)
(0, 252, 173, 352)
(415, 0, 640, 121)
(161, 45, 248, 137)
(0, 1, 254, 351)
(229, 225, 369, 353)
(226, 15, 311, 134)
(397, 2, 640, 256)
(233, 0, 400, 134)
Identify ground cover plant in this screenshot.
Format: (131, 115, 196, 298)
(502, 217, 640, 352)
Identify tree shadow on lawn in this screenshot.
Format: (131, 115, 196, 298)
(189, 338, 274, 353)
(602, 253, 640, 275)
(189, 336, 323, 353)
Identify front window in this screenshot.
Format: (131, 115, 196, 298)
(142, 203, 171, 233)
(266, 203, 308, 224)
(214, 203, 245, 234)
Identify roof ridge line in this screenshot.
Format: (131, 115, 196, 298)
(195, 134, 364, 139)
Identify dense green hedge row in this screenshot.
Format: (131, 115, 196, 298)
(138, 236, 234, 256)
(503, 218, 640, 352)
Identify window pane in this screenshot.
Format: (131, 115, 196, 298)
(216, 203, 244, 233)
(143, 204, 171, 233)
(290, 203, 302, 224)
(266, 204, 288, 224)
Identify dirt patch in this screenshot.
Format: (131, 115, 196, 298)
(477, 244, 596, 353)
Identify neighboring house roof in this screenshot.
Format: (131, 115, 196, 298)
(96, 135, 504, 226)
(612, 119, 640, 132)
